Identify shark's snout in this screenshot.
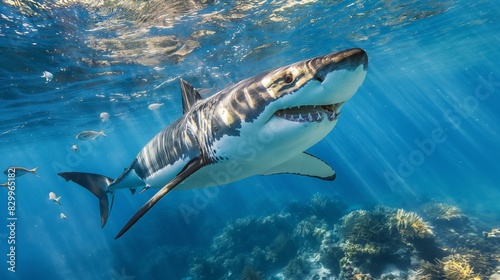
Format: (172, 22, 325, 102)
(318, 48, 368, 73)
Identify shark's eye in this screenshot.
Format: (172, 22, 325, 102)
(284, 73, 294, 84)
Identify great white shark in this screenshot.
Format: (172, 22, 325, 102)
(58, 48, 368, 239)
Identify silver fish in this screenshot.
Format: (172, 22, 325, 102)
(49, 192, 61, 206)
(100, 112, 110, 122)
(41, 71, 53, 82)
(148, 103, 164, 110)
(3, 167, 39, 177)
(76, 130, 106, 141)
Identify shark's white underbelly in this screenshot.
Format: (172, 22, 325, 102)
(177, 115, 338, 190)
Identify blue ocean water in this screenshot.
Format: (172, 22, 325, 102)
(1, 0, 500, 279)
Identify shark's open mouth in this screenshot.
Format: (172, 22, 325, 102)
(274, 103, 343, 122)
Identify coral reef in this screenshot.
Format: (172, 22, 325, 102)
(439, 254, 479, 280)
(335, 207, 413, 276)
(388, 209, 443, 261)
(422, 202, 464, 223)
(416, 260, 441, 280)
(417, 248, 496, 280)
(420, 202, 491, 254)
(187, 212, 295, 280)
(293, 215, 328, 249)
(282, 257, 309, 280)
(417, 254, 479, 280)
(332, 206, 448, 278)
(241, 265, 263, 280)
(186, 194, 500, 280)
(338, 209, 392, 245)
(187, 193, 347, 279)
(338, 259, 375, 280)
(390, 209, 433, 240)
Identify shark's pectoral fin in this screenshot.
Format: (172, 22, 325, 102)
(115, 156, 206, 239)
(261, 152, 336, 181)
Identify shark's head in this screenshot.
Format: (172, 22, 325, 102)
(260, 48, 368, 124)
(208, 48, 367, 162)
(227, 48, 368, 154)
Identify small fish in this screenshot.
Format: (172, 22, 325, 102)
(41, 71, 53, 82)
(148, 103, 164, 110)
(71, 144, 79, 152)
(60, 213, 67, 219)
(49, 192, 61, 206)
(76, 129, 106, 141)
(100, 112, 110, 122)
(3, 167, 39, 177)
(484, 229, 500, 238)
(0, 182, 8, 187)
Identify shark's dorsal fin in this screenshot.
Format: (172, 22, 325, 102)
(115, 156, 207, 239)
(180, 78, 203, 114)
(261, 152, 336, 181)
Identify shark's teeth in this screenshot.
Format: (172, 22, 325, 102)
(328, 112, 336, 121)
(316, 112, 323, 122)
(274, 104, 340, 123)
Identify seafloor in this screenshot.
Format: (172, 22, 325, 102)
(171, 194, 500, 280)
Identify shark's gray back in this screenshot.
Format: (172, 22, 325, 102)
(192, 72, 271, 140)
(133, 117, 201, 179)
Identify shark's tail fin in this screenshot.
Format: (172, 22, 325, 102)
(58, 172, 114, 227)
